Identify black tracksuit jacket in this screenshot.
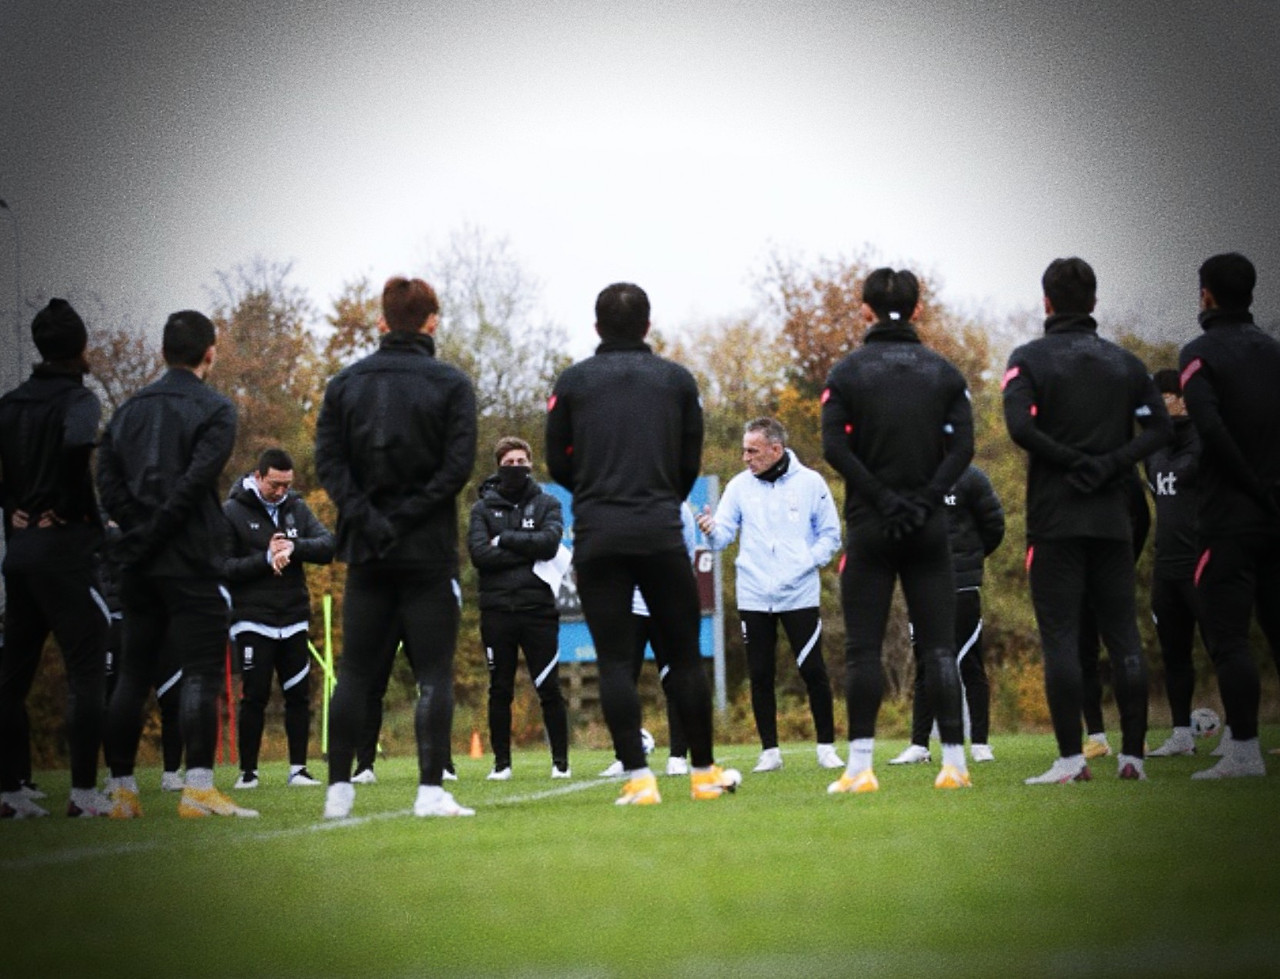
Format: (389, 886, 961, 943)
(820, 321, 975, 526)
(314, 331, 477, 573)
(0, 366, 102, 571)
(223, 476, 335, 628)
(96, 368, 237, 576)
(1179, 309, 1280, 539)
(545, 339, 701, 562)
(945, 465, 1005, 590)
(467, 474, 563, 614)
(1003, 313, 1171, 543)
(1143, 416, 1200, 580)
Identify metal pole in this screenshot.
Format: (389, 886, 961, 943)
(0, 199, 23, 382)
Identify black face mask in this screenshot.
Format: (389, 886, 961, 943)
(498, 465, 532, 497)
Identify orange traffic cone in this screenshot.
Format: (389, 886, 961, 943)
(469, 730, 483, 759)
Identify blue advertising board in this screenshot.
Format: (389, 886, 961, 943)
(543, 477, 720, 665)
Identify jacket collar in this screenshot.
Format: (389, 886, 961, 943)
(379, 331, 437, 356)
(595, 338, 651, 354)
(1198, 308, 1255, 332)
(864, 322, 921, 344)
(1043, 312, 1098, 335)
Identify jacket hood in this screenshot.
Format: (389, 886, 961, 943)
(228, 472, 297, 508)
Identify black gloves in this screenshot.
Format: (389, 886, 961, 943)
(1066, 454, 1123, 495)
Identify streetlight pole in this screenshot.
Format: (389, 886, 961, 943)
(0, 198, 23, 384)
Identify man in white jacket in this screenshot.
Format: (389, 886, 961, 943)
(698, 418, 844, 771)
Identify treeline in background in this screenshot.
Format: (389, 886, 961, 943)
(19, 226, 1276, 766)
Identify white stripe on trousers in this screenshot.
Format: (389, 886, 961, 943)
(794, 618, 822, 669)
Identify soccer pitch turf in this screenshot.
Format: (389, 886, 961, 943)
(3, 730, 1278, 979)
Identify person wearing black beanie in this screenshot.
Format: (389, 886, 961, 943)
(31, 298, 88, 367)
(0, 298, 111, 817)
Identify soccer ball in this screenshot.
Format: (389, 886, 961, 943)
(1190, 707, 1222, 739)
(640, 728, 656, 756)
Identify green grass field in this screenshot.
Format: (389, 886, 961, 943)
(3, 730, 1279, 979)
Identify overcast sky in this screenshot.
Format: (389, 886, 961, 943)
(2, 0, 1278, 376)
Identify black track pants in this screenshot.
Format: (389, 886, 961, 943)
(909, 588, 989, 746)
(841, 512, 962, 743)
(106, 573, 227, 775)
(740, 607, 834, 749)
(482, 609, 567, 769)
(1194, 533, 1280, 742)
(236, 630, 311, 771)
(1151, 575, 1208, 728)
(0, 567, 106, 791)
(576, 549, 713, 770)
(1027, 538, 1148, 758)
(632, 614, 688, 757)
(327, 565, 458, 786)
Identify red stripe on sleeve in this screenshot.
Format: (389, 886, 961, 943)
(1001, 366, 1020, 391)
(1180, 358, 1202, 390)
(547, 394, 558, 412)
(1194, 548, 1211, 587)
(1025, 545, 1034, 573)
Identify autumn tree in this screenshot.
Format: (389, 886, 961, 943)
(424, 225, 571, 448)
(657, 314, 789, 473)
(86, 315, 164, 416)
(207, 257, 318, 487)
(320, 276, 381, 378)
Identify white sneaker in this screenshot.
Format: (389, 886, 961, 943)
(665, 756, 690, 776)
(1192, 745, 1265, 780)
(160, 771, 185, 792)
(234, 771, 259, 789)
(551, 765, 571, 779)
(17, 780, 46, 800)
(753, 747, 783, 772)
(816, 744, 844, 769)
(351, 767, 378, 785)
(970, 743, 996, 763)
(1117, 754, 1147, 781)
(442, 768, 458, 782)
(1148, 729, 1196, 757)
(67, 788, 113, 818)
(598, 759, 625, 778)
(1, 791, 49, 818)
(413, 786, 475, 817)
(288, 767, 322, 787)
(1211, 726, 1233, 758)
(889, 744, 931, 765)
(1025, 756, 1091, 785)
(486, 766, 512, 781)
(323, 782, 355, 819)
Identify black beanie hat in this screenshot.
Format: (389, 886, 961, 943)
(31, 298, 87, 362)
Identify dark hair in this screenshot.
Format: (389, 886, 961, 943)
(493, 435, 532, 468)
(1153, 368, 1182, 395)
(861, 268, 919, 321)
(1199, 252, 1255, 310)
(256, 447, 295, 475)
(595, 283, 650, 341)
(162, 310, 217, 368)
(744, 417, 787, 446)
(1041, 258, 1097, 315)
(382, 276, 440, 333)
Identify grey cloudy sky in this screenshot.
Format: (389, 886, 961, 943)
(2, 0, 1278, 372)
